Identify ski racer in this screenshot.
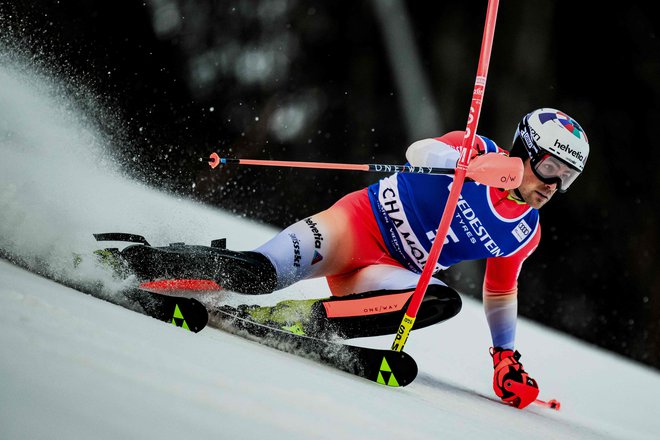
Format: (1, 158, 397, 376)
(120, 108, 589, 408)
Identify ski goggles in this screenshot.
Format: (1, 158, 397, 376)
(531, 153, 581, 193)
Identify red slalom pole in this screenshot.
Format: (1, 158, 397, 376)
(391, 0, 500, 351)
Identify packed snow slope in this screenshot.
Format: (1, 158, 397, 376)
(3, 254, 660, 440)
(1, 50, 660, 440)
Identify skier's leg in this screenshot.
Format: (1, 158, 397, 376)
(232, 264, 462, 338)
(252, 210, 357, 290)
(309, 264, 462, 338)
(253, 189, 396, 292)
(115, 242, 278, 293)
(113, 189, 384, 295)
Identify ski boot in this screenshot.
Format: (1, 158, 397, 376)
(92, 233, 277, 294)
(217, 284, 462, 340)
(217, 299, 323, 337)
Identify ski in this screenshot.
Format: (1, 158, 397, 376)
(208, 306, 418, 387)
(0, 248, 209, 333)
(90, 232, 416, 384)
(123, 288, 209, 333)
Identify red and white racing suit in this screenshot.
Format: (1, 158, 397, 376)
(255, 131, 540, 349)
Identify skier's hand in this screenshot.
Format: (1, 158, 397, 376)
(490, 347, 539, 409)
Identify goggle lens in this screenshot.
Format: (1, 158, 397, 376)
(533, 154, 580, 193)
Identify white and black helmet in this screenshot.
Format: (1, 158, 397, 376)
(511, 108, 589, 192)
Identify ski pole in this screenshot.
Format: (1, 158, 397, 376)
(210, 154, 453, 174)
(209, 152, 522, 189)
(391, 0, 500, 352)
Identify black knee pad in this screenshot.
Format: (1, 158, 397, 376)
(414, 284, 462, 331)
(307, 284, 462, 339)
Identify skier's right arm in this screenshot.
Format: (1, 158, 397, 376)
(406, 130, 501, 168)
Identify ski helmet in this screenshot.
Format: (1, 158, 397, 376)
(511, 108, 589, 192)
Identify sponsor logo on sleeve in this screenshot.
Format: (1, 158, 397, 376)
(304, 218, 325, 265)
(289, 233, 302, 267)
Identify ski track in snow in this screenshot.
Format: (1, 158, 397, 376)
(1, 48, 660, 440)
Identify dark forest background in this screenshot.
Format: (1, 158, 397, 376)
(1, 0, 658, 369)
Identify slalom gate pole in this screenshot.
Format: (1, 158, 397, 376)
(390, 0, 500, 352)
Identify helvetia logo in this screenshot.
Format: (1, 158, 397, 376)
(304, 218, 324, 249)
(553, 139, 586, 163)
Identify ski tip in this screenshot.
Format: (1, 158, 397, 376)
(126, 288, 209, 333)
(93, 232, 150, 246)
(169, 297, 209, 333)
(373, 352, 418, 387)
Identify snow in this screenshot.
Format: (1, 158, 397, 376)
(2, 255, 660, 440)
(2, 50, 660, 440)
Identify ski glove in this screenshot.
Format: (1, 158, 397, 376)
(490, 347, 539, 409)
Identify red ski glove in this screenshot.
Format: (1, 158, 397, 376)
(490, 347, 539, 409)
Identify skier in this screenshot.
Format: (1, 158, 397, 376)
(119, 108, 589, 408)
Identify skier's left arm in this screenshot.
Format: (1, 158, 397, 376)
(482, 225, 541, 350)
(483, 226, 542, 408)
